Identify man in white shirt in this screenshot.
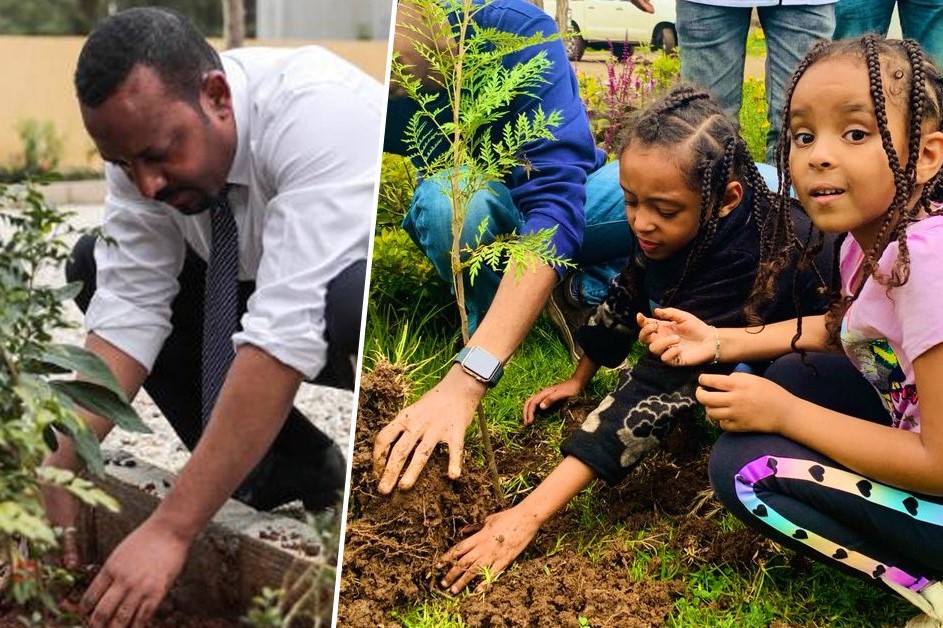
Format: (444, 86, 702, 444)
(43, 7, 381, 627)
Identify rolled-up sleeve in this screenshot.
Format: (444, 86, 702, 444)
(232, 67, 380, 379)
(84, 166, 185, 372)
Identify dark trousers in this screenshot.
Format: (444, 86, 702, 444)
(710, 352, 943, 592)
(67, 234, 364, 508)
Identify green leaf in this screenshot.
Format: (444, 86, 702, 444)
(37, 344, 127, 399)
(52, 420, 104, 477)
(52, 281, 83, 302)
(49, 380, 149, 433)
(37, 467, 119, 512)
(0, 501, 56, 545)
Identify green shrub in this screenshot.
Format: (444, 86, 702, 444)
(376, 153, 416, 231)
(370, 227, 451, 316)
(0, 179, 147, 617)
(0, 120, 64, 183)
(579, 51, 681, 159)
(647, 50, 681, 91)
(739, 77, 768, 163)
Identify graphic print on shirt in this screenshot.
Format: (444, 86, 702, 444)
(841, 323, 917, 430)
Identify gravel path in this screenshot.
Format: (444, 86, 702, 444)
(44, 203, 354, 474)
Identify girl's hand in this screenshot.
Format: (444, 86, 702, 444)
(522, 377, 583, 425)
(438, 505, 540, 594)
(637, 307, 715, 366)
(696, 372, 794, 433)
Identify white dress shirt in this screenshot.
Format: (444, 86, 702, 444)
(85, 46, 382, 379)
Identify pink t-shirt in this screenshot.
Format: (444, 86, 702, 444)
(840, 214, 943, 432)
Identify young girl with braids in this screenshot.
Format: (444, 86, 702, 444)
(642, 36, 943, 625)
(437, 84, 835, 594)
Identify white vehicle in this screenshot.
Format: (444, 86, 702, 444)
(541, 0, 677, 61)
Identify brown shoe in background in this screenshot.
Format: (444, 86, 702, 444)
(546, 274, 594, 363)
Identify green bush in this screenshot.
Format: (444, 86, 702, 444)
(739, 77, 769, 163)
(370, 227, 451, 316)
(0, 120, 64, 183)
(578, 51, 679, 159)
(0, 179, 147, 617)
(375, 153, 416, 231)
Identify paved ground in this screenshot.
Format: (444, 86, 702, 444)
(38, 198, 354, 475)
(572, 48, 766, 82)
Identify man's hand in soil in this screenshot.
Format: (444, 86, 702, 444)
(81, 518, 188, 628)
(373, 365, 486, 493)
(439, 505, 541, 593)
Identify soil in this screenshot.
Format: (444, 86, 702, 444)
(341, 363, 770, 626)
(0, 564, 240, 628)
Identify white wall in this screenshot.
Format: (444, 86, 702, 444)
(256, 0, 393, 40)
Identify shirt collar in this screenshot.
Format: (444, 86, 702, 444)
(222, 54, 251, 187)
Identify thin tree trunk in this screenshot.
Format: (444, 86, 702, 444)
(222, 0, 245, 50)
(555, 0, 568, 35)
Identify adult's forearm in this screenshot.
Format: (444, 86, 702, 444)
(466, 261, 557, 361)
(47, 333, 149, 468)
(149, 344, 302, 543)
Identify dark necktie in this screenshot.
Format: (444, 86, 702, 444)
(201, 186, 240, 426)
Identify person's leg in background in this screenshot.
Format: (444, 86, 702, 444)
(898, 0, 943, 71)
(66, 234, 348, 511)
(759, 3, 836, 162)
(833, 0, 895, 39)
(676, 2, 751, 136)
(567, 160, 632, 307)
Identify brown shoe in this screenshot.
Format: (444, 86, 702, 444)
(546, 275, 593, 363)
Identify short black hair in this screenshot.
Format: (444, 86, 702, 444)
(75, 7, 222, 109)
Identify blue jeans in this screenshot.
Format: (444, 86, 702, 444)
(834, 0, 943, 70)
(677, 1, 835, 163)
(402, 160, 627, 333)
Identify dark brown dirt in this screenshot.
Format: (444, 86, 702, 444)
(340, 363, 770, 627)
(0, 610, 238, 627)
(0, 564, 240, 627)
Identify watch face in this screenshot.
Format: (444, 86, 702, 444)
(463, 347, 500, 380)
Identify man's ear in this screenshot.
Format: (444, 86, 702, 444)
(916, 129, 943, 186)
(717, 180, 744, 218)
(202, 70, 232, 120)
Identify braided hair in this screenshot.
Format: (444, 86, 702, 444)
(761, 35, 943, 349)
(616, 84, 779, 314)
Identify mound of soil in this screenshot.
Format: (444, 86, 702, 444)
(340, 363, 766, 626)
(340, 361, 502, 626)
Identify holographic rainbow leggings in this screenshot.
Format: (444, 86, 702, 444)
(709, 353, 943, 593)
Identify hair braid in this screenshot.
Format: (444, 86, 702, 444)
(754, 36, 943, 348)
(619, 84, 780, 312)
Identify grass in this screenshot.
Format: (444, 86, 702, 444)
(360, 289, 921, 627)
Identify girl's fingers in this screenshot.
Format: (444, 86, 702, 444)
(648, 335, 680, 356)
(698, 373, 735, 391)
(653, 307, 688, 323)
(695, 386, 728, 407)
